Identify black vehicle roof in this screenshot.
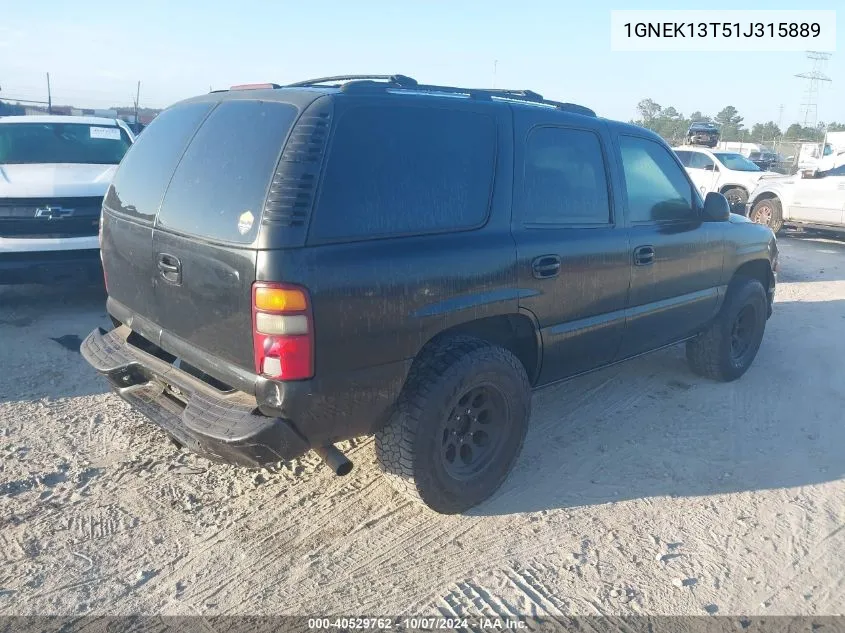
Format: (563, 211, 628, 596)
(173, 75, 667, 145)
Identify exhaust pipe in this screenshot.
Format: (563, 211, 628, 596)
(314, 444, 353, 476)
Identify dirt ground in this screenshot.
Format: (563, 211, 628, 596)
(1, 231, 844, 618)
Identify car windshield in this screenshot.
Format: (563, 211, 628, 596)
(713, 152, 762, 172)
(0, 122, 132, 165)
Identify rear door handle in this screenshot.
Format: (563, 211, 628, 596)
(531, 254, 562, 279)
(633, 245, 655, 266)
(157, 253, 182, 284)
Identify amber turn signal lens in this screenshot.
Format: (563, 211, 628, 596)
(254, 287, 308, 312)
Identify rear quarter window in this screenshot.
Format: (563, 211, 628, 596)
(156, 100, 298, 244)
(310, 104, 496, 243)
(104, 102, 213, 223)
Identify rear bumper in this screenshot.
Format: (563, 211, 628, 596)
(0, 248, 102, 285)
(80, 326, 310, 467)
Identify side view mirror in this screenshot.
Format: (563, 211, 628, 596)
(702, 164, 716, 172)
(702, 191, 730, 222)
(801, 169, 818, 179)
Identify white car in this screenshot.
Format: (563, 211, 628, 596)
(0, 115, 134, 284)
(746, 164, 845, 234)
(673, 145, 779, 213)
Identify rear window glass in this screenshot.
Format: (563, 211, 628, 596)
(311, 105, 496, 242)
(104, 102, 213, 223)
(156, 100, 297, 244)
(0, 122, 131, 165)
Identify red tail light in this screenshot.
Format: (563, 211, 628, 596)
(252, 282, 314, 381)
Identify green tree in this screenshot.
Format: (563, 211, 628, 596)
(750, 122, 782, 143)
(827, 122, 845, 132)
(784, 123, 823, 140)
(636, 98, 662, 129)
(714, 106, 744, 141)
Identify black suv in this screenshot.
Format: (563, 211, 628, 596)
(686, 122, 720, 148)
(82, 75, 778, 514)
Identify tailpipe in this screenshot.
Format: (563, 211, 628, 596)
(314, 444, 353, 476)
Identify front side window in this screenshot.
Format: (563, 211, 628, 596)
(0, 122, 131, 165)
(523, 126, 611, 225)
(619, 135, 697, 224)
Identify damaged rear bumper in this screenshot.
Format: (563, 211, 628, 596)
(80, 326, 310, 467)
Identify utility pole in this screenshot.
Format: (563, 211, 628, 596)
(777, 103, 784, 132)
(134, 81, 141, 132)
(46, 72, 52, 114)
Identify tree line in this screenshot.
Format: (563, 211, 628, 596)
(633, 98, 845, 146)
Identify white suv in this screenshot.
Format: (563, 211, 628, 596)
(673, 145, 779, 213)
(0, 115, 134, 284)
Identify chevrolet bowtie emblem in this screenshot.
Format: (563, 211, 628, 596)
(34, 206, 75, 219)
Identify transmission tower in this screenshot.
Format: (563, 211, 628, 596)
(795, 51, 832, 129)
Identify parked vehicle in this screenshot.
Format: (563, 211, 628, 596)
(0, 115, 135, 284)
(81, 75, 778, 514)
(748, 150, 781, 172)
(716, 141, 761, 157)
(795, 137, 845, 173)
(686, 122, 720, 148)
(746, 163, 845, 234)
(673, 145, 780, 212)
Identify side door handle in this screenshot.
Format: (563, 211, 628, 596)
(633, 245, 655, 266)
(157, 253, 182, 284)
(531, 254, 562, 279)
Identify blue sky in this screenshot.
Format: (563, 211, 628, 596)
(1, 0, 842, 127)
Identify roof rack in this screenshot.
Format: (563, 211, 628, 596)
(268, 74, 596, 117)
(286, 75, 419, 88)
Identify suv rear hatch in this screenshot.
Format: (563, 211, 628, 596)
(100, 95, 309, 390)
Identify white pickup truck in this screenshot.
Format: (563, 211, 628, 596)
(673, 145, 779, 213)
(0, 115, 134, 284)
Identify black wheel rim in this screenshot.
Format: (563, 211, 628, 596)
(439, 384, 508, 481)
(731, 305, 756, 361)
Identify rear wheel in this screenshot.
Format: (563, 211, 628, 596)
(375, 337, 531, 514)
(722, 187, 748, 214)
(749, 197, 784, 234)
(686, 277, 768, 382)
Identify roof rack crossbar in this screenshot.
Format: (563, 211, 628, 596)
(286, 75, 419, 88)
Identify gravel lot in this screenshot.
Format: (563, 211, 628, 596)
(2, 232, 844, 617)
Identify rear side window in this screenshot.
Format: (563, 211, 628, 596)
(688, 152, 715, 169)
(311, 105, 496, 242)
(104, 102, 213, 223)
(523, 126, 611, 225)
(674, 150, 691, 166)
(156, 100, 298, 244)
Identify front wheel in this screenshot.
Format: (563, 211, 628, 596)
(375, 337, 531, 514)
(722, 187, 749, 214)
(749, 197, 784, 234)
(686, 277, 768, 382)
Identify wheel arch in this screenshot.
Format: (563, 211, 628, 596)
(410, 313, 542, 388)
(730, 258, 774, 298)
